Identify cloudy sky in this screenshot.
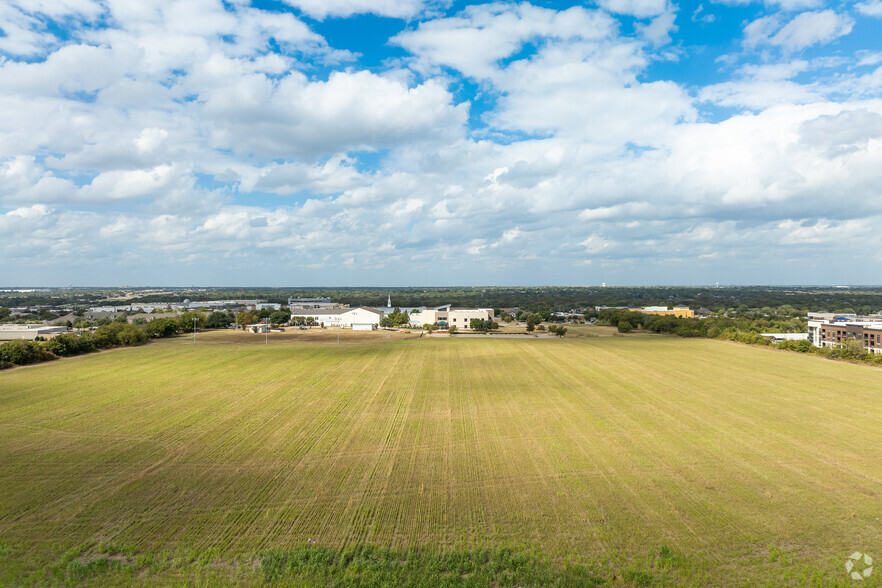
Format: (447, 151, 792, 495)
(1, 0, 881, 286)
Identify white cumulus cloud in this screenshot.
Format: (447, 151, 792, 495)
(282, 0, 430, 20)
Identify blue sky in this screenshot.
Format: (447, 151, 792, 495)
(2, 0, 882, 286)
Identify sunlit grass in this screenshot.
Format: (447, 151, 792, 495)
(1, 330, 880, 585)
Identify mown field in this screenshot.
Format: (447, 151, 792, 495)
(1, 328, 880, 586)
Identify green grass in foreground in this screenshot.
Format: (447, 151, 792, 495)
(0, 328, 880, 586)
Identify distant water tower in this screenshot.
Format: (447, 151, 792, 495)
(601, 282, 606, 287)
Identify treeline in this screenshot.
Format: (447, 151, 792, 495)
(597, 309, 805, 339)
(114, 286, 882, 315)
(599, 309, 882, 367)
(0, 323, 149, 370)
(7, 286, 882, 319)
(0, 311, 250, 371)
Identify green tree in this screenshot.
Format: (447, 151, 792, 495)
(832, 339, 867, 361)
(145, 318, 178, 338)
(114, 324, 148, 346)
(526, 313, 542, 331)
(44, 334, 92, 357)
(0, 340, 56, 365)
(237, 311, 253, 327)
(207, 311, 233, 329)
(617, 320, 632, 333)
(269, 310, 291, 325)
(178, 311, 207, 331)
(548, 325, 567, 337)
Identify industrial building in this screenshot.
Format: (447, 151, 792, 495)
(287, 297, 347, 310)
(0, 325, 68, 340)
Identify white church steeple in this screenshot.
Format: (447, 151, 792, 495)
(387, 293, 392, 308)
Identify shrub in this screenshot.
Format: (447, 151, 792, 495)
(145, 318, 178, 338)
(43, 334, 93, 357)
(776, 339, 813, 353)
(0, 340, 57, 366)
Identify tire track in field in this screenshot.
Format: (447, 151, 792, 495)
(6, 345, 355, 553)
(550, 338, 882, 562)
(469, 340, 579, 553)
(286, 344, 409, 550)
(250, 347, 394, 549)
(622, 340, 882, 503)
(509, 340, 649, 556)
(348, 345, 420, 548)
(544, 341, 744, 562)
(513, 339, 726, 560)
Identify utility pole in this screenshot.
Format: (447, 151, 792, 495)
(193, 317, 197, 344)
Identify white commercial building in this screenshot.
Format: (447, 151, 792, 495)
(288, 307, 383, 328)
(0, 325, 68, 340)
(447, 308, 495, 329)
(406, 305, 495, 329)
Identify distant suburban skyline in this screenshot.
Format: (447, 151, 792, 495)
(1, 0, 881, 286)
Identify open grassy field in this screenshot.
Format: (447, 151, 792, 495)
(1, 328, 881, 586)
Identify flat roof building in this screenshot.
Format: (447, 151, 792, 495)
(288, 307, 382, 328)
(808, 312, 882, 354)
(642, 306, 694, 318)
(0, 325, 68, 340)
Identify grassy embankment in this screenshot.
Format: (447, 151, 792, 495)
(0, 327, 880, 586)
